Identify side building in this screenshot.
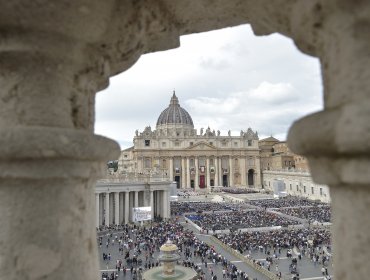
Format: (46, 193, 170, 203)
(260, 140, 331, 202)
(118, 92, 262, 189)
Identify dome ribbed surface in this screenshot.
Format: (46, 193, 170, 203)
(156, 93, 194, 127)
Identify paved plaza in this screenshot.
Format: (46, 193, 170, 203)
(98, 194, 333, 280)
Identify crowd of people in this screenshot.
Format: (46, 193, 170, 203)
(221, 188, 259, 194)
(214, 228, 331, 254)
(248, 197, 327, 209)
(186, 210, 300, 231)
(171, 201, 249, 216)
(98, 220, 257, 280)
(214, 228, 332, 278)
(177, 189, 207, 197)
(98, 195, 332, 279)
(278, 206, 331, 223)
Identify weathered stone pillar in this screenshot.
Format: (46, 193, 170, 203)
(0, 22, 120, 280)
(288, 2, 370, 279)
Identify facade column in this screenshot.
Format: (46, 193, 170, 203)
(95, 193, 100, 227)
(105, 193, 110, 226)
(181, 157, 186, 188)
(169, 157, 174, 182)
(124, 191, 130, 224)
(255, 156, 262, 188)
(150, 190, 154, 219)
(194, 157, 199, 189)
(229, 157, 234, 187)
(219, 157, 223, 187)
(206, 157, 211, 188)
(214, 157, 219, 187)
(134, 191, 139, 208)
(241, 157, 247, 187)
(186, 157, 191, 189)
(114, 192, 119, 225)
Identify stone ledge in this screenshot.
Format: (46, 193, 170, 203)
(0, 126, 119, 161)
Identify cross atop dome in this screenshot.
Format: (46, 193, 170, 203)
(170, 90, 179, 105)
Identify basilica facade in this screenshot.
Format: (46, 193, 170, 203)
(118, 92, 262, 189)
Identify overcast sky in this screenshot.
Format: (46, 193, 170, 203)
(95, 24, 323, 149)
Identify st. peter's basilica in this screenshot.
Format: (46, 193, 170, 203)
(118, 92, 262, 190)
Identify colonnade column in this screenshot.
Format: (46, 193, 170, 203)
(214, 157, 219, 187)
(95, 193, 100, 227)
(181, 157, 186, 188)
(150, 190, 154, 219)
(109, 193, 114, 225)
(194, 157, 199, 189)
(206, 157, 211, 188)
(105, 193, 110, 226)
(162, 190, 169, 219)
(169, 157, 174, 182)
(119, 193, 124, 224)
(134, 191, 139, 208)
(124, 191, 129, 224)
(229, 157, 234, 187)
(186, 157, 191, 189)
(114, 192, 119, 225)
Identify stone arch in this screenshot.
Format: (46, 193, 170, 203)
(0, 2, 369, 280)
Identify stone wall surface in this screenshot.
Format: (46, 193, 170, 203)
(0, 1, 369, 280)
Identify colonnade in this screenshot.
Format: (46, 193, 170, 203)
(95, 189, 170, 227)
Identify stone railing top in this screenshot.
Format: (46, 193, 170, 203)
(97, 174, 171, 184)
(262, 169, 311, 176)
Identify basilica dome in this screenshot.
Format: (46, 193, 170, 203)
(156, 92, 194, 128)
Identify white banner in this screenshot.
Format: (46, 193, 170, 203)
(132, 207, 152, 222)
